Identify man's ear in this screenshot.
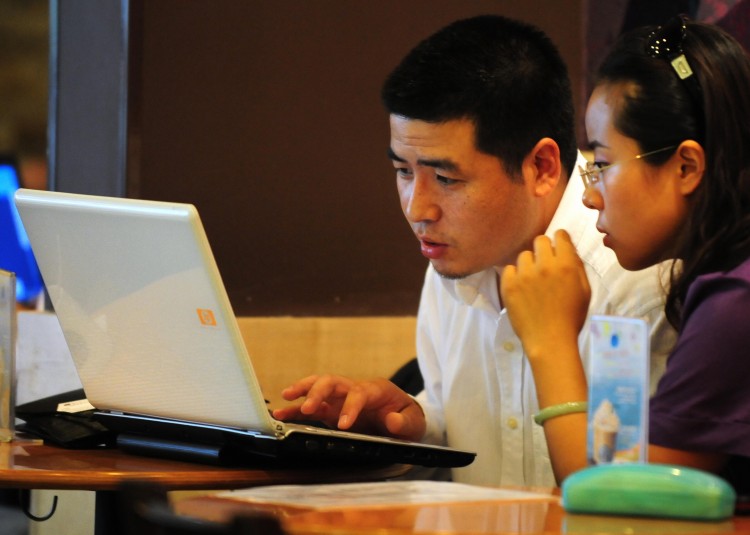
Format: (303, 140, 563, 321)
(675, 140, 705, 196)
(523, 137, 562, 197)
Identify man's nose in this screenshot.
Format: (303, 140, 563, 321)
(404, 177, 440, 223)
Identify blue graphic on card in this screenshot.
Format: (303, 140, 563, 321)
(587, 316, 649, 465)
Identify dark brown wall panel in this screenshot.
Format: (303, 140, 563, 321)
(121, 1, 584, 316)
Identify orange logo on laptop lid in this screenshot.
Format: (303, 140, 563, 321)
(197, 308, 217, 326)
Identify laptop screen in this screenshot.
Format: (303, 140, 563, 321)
(0, 157, 43, 303)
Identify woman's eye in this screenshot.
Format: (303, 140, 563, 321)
(593, 161, 608, 169)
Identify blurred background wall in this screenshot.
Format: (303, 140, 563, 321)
(0, 0, 48, 190)
(2, 0, 748, 317)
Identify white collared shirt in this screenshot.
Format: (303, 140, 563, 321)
(414, 152, 675, 486)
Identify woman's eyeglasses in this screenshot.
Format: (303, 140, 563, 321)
(646, 15, 703, 113)
(578, 146, 677, 188)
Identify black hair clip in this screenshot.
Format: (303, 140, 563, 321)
(646, 14, 703, 112)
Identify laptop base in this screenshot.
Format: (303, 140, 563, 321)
(116, 434, 276, 467)
(97, 411, 475, 468)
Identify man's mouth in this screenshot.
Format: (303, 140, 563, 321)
(419, 237, 448, 259)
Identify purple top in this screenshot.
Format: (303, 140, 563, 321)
(650, 257, 750, 492)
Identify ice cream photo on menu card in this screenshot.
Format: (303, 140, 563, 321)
(586, 316, 649, 464)
(592, 398, 620, 464)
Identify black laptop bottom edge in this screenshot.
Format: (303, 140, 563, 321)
(94, 411, 476, 469)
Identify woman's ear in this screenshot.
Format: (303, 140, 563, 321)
(524, 137, 562, 197)
(675, 140, 705, 195)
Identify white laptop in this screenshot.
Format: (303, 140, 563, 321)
(14, 188, 474, 468)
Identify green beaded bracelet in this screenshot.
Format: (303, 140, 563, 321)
(533, 401, 588, 425)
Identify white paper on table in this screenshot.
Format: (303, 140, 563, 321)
(15, 311, 82, 405)
(216, 481, 555, 510)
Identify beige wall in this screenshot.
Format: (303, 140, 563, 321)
(237, 316, 416, 407)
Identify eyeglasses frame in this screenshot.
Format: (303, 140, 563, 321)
(578, 146, 678, 189)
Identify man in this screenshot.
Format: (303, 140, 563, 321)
(273, 15, 675, 487)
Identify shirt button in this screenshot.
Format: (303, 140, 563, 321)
(502, 341, 515, 352)
(507, 417, 518, 429)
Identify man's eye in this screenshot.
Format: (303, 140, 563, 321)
(395, 167, 413, 178)
(437, 175, 459, 185)
(593, 161, 608, 169)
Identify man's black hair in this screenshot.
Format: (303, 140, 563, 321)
(382, 15, 577, 178)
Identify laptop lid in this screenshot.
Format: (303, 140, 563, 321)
(14, 188, 275, 433)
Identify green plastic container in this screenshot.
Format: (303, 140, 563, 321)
(562, 464, 736, 521)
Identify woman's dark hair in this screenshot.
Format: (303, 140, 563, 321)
(381, 15, 577, 180)
(596, 20, 750, 328)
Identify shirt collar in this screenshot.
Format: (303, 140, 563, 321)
(545, 151, 590, 244)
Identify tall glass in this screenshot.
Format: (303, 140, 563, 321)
(0, 269, 16, 442)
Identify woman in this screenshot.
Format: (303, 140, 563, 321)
(502, 16, 750, 492)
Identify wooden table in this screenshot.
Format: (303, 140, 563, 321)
(0, 440, 410, 534)
(174, 488, 750, 534)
